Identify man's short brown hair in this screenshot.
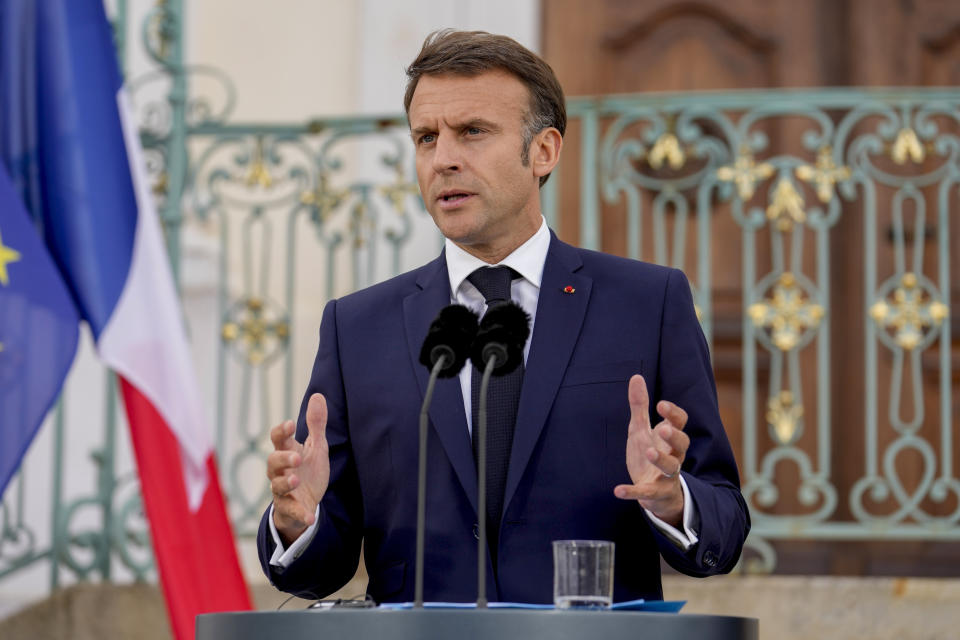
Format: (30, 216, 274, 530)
(404, 29, 566, 186)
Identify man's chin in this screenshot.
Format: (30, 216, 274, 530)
(430, 213, 479, 245)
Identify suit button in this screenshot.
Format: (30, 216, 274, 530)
(472, 524, 480, 540)
(704, 551, 718, 567)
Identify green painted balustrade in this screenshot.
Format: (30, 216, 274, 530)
(1, 1, 956, 589)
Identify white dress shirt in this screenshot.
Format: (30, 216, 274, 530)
(270, 216, 698, 569)
(443, 217, 547, 432)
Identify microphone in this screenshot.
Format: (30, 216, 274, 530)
(414, 304, 479, 608)
(469, 302, 529, 376)
(418, 304, 479, 377)
(469, 301, 530, 608)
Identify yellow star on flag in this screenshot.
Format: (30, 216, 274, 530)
(0, 226, 23, 286)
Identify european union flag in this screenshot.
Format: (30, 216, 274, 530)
(0, 165, 78, 496)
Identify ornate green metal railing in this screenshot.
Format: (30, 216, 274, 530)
(567, 91, 958, 570)
(1, 1, 957, 594)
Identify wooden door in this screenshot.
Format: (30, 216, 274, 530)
(542, 0, 960, 575)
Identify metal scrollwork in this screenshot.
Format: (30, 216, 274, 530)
(837, 100, 960, 529)
(598, 105, 733, 341)
(184, 119, 426, 534)
(717, 146, 774, 201)
(709, 106, 840, 526)
(221, 297, 290, 366)
(0, 481, 37, 576)
(795, 145, 851, 203)
(870, 272, 948, 352)
(766, 391, 804, 447)
(109, 477, 153, 580)
(765, 177, 807, 231)
(748, 272, 824, 353)
(739, 535, 777, 574)
(3, 0, 959, 592)
(591, 93, 957, 547)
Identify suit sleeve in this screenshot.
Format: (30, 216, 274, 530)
(649, 268, 751, 576)
(256, 298, 364, 598)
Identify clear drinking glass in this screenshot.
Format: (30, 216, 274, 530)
(552, 540, 615, 609)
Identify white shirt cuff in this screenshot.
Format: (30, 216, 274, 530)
(643, 474, 699, 550)
(268, 503, 321, 568)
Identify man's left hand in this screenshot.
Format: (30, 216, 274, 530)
(614, 374, 690, 528)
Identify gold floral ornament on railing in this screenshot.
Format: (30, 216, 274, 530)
(766, 390, 804, 446)
(716, 146, 774, 200)
(869, 272, 949, 350)
(152, 171, 168, 197)
(890, 127, 926, 165)
(647, 132, 686, 170)
(378, 167, 420, 213)
(221, 297, 289, 366)
(748, 272, 825, 351)
(349, 201, 374, 249)
(795, 146, 851, 203)
(301, 175, 347, 223)
(765, 178, 806, 232)
(245, 137, 273, 188)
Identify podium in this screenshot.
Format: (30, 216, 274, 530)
(197, 608, 758, 640)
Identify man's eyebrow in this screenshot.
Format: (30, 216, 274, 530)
(410, 126, 434, 138)
(459, 118, 500, 131)
(410, 119, 501, 138)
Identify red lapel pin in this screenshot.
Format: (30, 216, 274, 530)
(563, 285, 575, 294)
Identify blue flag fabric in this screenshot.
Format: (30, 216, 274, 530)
(0, 0, 138, 495)
(1, 0, 136, 338)
(0, 165, 78, 495)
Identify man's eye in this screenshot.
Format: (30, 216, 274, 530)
(466, 127, 482, 135)
(419, 134, 435, 144)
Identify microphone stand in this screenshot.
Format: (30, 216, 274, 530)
(414, 353, 449, 608)
(475, 356, 497, 609)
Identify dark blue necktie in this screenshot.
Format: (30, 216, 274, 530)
(468, 266, 523, 561)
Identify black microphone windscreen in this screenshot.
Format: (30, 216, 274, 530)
(419, 304, 479, 378)
(470, 302, 530, 375)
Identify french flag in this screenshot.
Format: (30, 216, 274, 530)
(0, 1, 251, 637)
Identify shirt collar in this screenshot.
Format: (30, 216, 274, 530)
(445, 216, 550, 295)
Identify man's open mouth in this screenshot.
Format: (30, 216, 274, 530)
(438, 191, 473, 204)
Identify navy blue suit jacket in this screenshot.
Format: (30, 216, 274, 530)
(258, 233, 749, 604)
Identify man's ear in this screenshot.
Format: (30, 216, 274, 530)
(531, 127, 563, 180)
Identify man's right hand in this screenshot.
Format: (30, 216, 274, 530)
(267, 393, 330, 546)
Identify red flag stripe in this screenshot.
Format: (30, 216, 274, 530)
(120, 377, 252, 639)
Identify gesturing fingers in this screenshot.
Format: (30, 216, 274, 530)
(271, 470, 301, 496)
(644, 446, 682, 479)
(652, 421, 691, 458)
(274, 494, 316, 528)
(266, 450, 301, 481)
(270, 419, 297, 451)
(656, 400, 688, 430)
(627, 375, 652, 431)
(305, 393, 328, 446)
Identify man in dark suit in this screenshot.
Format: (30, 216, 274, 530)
(258, 29, 749, 604)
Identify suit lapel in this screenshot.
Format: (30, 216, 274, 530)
(503, 235, 590, 516)
(403, 252, 478, 515)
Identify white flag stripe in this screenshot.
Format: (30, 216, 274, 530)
(98, 89, 211, 510)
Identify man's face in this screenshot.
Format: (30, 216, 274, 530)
(408, 70, 544, 260)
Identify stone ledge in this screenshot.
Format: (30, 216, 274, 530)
(0, 583, 170, 640)
(663, 574, 960, 640)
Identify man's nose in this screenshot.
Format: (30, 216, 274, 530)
(432, 134, 461, 174)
